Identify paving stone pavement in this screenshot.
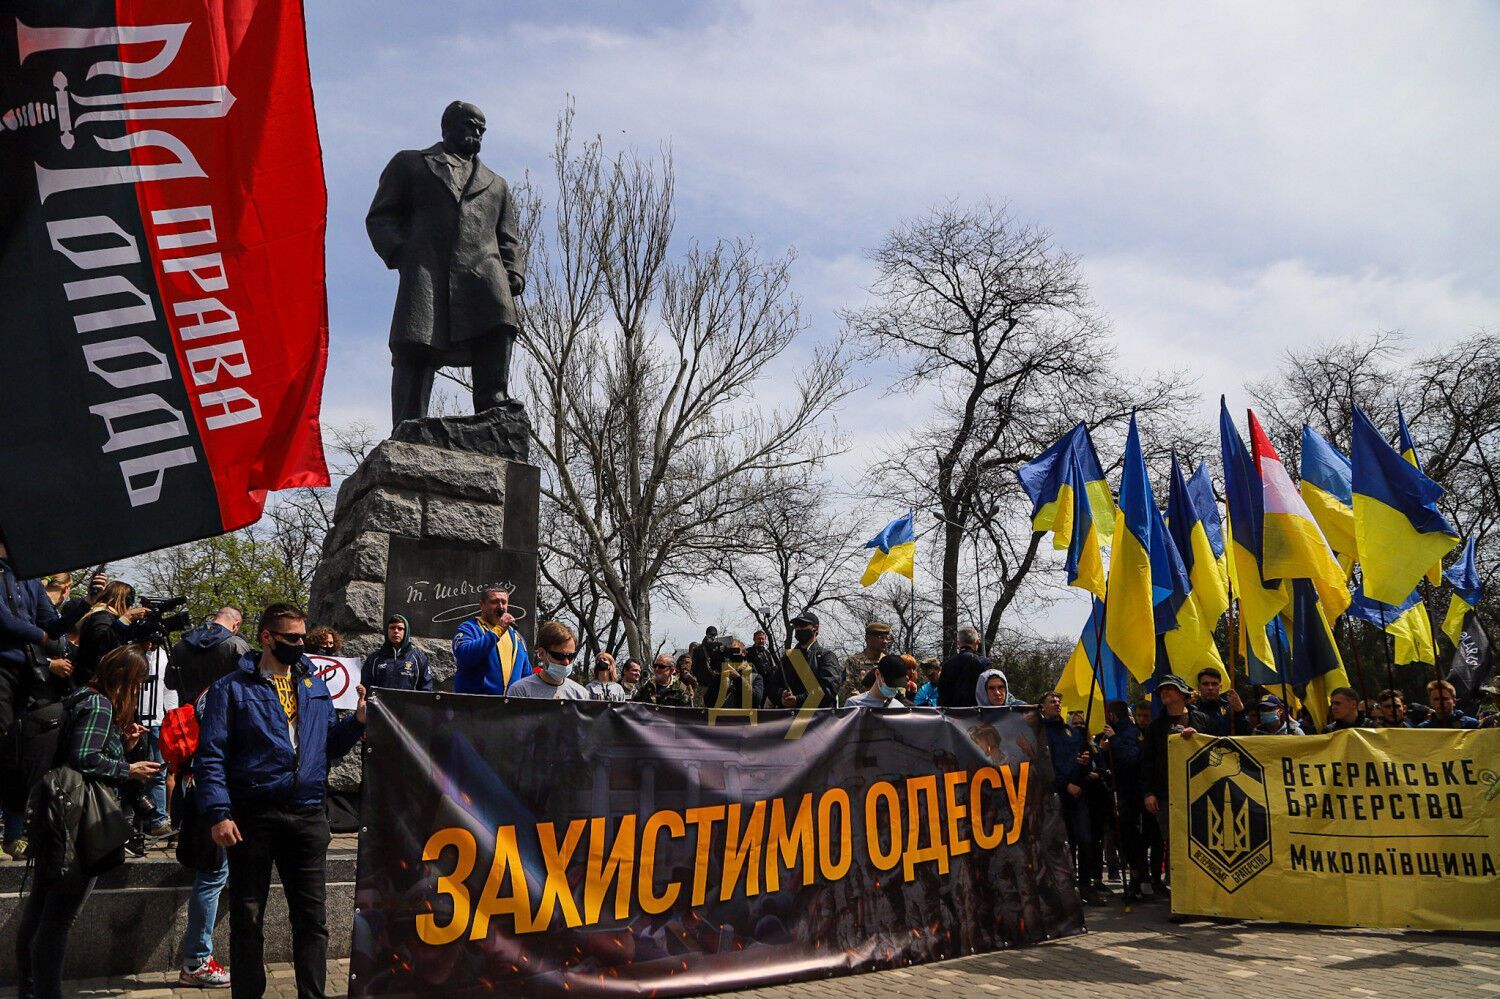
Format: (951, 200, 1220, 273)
(9, 895, 1497, 998)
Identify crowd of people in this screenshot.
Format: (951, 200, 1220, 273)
(2, 546, 1496, 999)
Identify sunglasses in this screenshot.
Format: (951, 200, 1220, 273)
(269, 630, 306, 644)
(545, 647, 578, 663)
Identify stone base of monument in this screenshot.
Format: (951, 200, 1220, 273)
(0, 840, 358, 982)
(308, 407, 540, 792)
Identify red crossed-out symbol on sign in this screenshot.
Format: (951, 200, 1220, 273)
(307, 656, 352, 701)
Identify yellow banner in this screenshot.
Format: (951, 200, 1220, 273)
(1168, 729, 1500, 931)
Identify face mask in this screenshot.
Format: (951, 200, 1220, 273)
(1259, 711, 1280, 728)
(878, 681, 901, 700)
(794, 628, 814, 645)
(545, 657, 571, 682)
(271, 640, 304, 666)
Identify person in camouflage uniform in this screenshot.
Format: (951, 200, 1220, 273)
(632, 655, 692, 706)
(838, 621, 891, 704)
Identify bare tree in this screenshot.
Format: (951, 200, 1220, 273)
(844, 202, 1196, 654)
(708, 473, 866, 648)
(521, 109, 857, 659)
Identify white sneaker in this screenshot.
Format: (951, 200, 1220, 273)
(179, 958, 231, 989)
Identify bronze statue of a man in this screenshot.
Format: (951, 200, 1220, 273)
(366, 101, 525, 426)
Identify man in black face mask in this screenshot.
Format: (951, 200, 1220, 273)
(195, 603, 368, 999)
(768, 611, 840, 712)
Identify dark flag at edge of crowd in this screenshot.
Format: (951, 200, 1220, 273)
(0, 0, 329, 576)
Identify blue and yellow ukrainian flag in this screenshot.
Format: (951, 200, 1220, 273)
(1017, 422, 1116, 599)
(1351, 582, 1435, 666)
(1285, 579, 1352, 731)
(1350, 406, 1459, 606)
(1105, 414, 1189, 682)
(860, 510, 916, 586)
(1060, 598, 1129, 735)
(1396, 404, 1445, 587)
(1220, 400, 1288, 668)
(1249, 409, 1350, 619)
(1442, 535, 1482, 648)
(1299, 424, 1356, 573)
(1162, 454, 1229, 683)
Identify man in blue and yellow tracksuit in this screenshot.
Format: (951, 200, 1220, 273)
(452, 585, 531, 695)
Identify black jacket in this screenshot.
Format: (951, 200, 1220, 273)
(166, 622, 251, 706)
(769, 643, 841, 709)
(1197, 697, 1249, 737)
(936, 648, 990, 707)
(1142, 708, 1209, 803)
(361, 641, 433, 692)
(74, 609, 129, 689)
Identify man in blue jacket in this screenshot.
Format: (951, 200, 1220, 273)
(452, 585, 531, 694)
(196, 603, 365, 999)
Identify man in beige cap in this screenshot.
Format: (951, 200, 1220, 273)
(839, 621, 891, 705)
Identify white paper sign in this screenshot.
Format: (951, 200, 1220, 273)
(306, 655, 362, 710)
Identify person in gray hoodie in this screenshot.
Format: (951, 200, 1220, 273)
(975, 668, 1022, 707)
(165, 608, 250, 706)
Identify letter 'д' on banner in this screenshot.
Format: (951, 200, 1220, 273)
(0, 0, 330, 577)
(1169, 729, 1500, 931)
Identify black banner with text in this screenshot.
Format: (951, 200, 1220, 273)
(351, 695, 1084, 997)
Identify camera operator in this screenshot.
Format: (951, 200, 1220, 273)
(75, 580, 149, 688)
(768, 611, 840, 712)
(694, 635, 763, 710)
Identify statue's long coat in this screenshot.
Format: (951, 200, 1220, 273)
(366, 143, 524, 365)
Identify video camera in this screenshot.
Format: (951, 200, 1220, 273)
(126, 594, 192, 648)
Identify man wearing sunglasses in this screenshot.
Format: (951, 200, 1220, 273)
(504, 620, 590, 700)
(195, 602, 367, 999)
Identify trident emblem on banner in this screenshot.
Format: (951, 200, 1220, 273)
(2, 20, 234, 201)
(1207, 782, 1250, 860)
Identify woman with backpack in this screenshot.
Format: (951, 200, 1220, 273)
(16, 644, 161, 999)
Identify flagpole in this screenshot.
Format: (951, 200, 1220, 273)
(1081, 595, 1137, 903)
(1341, 614, 1371, 706)
(1082, 598, 1108, 733)
(1225, 574, 1239, 736)
(1418, 578, 1444, 687)
(1376, 601, 1398, 716)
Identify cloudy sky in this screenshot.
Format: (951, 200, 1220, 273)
(302, 1, 1500, 647)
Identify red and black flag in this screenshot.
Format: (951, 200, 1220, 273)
(0, 0, 329, 577)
